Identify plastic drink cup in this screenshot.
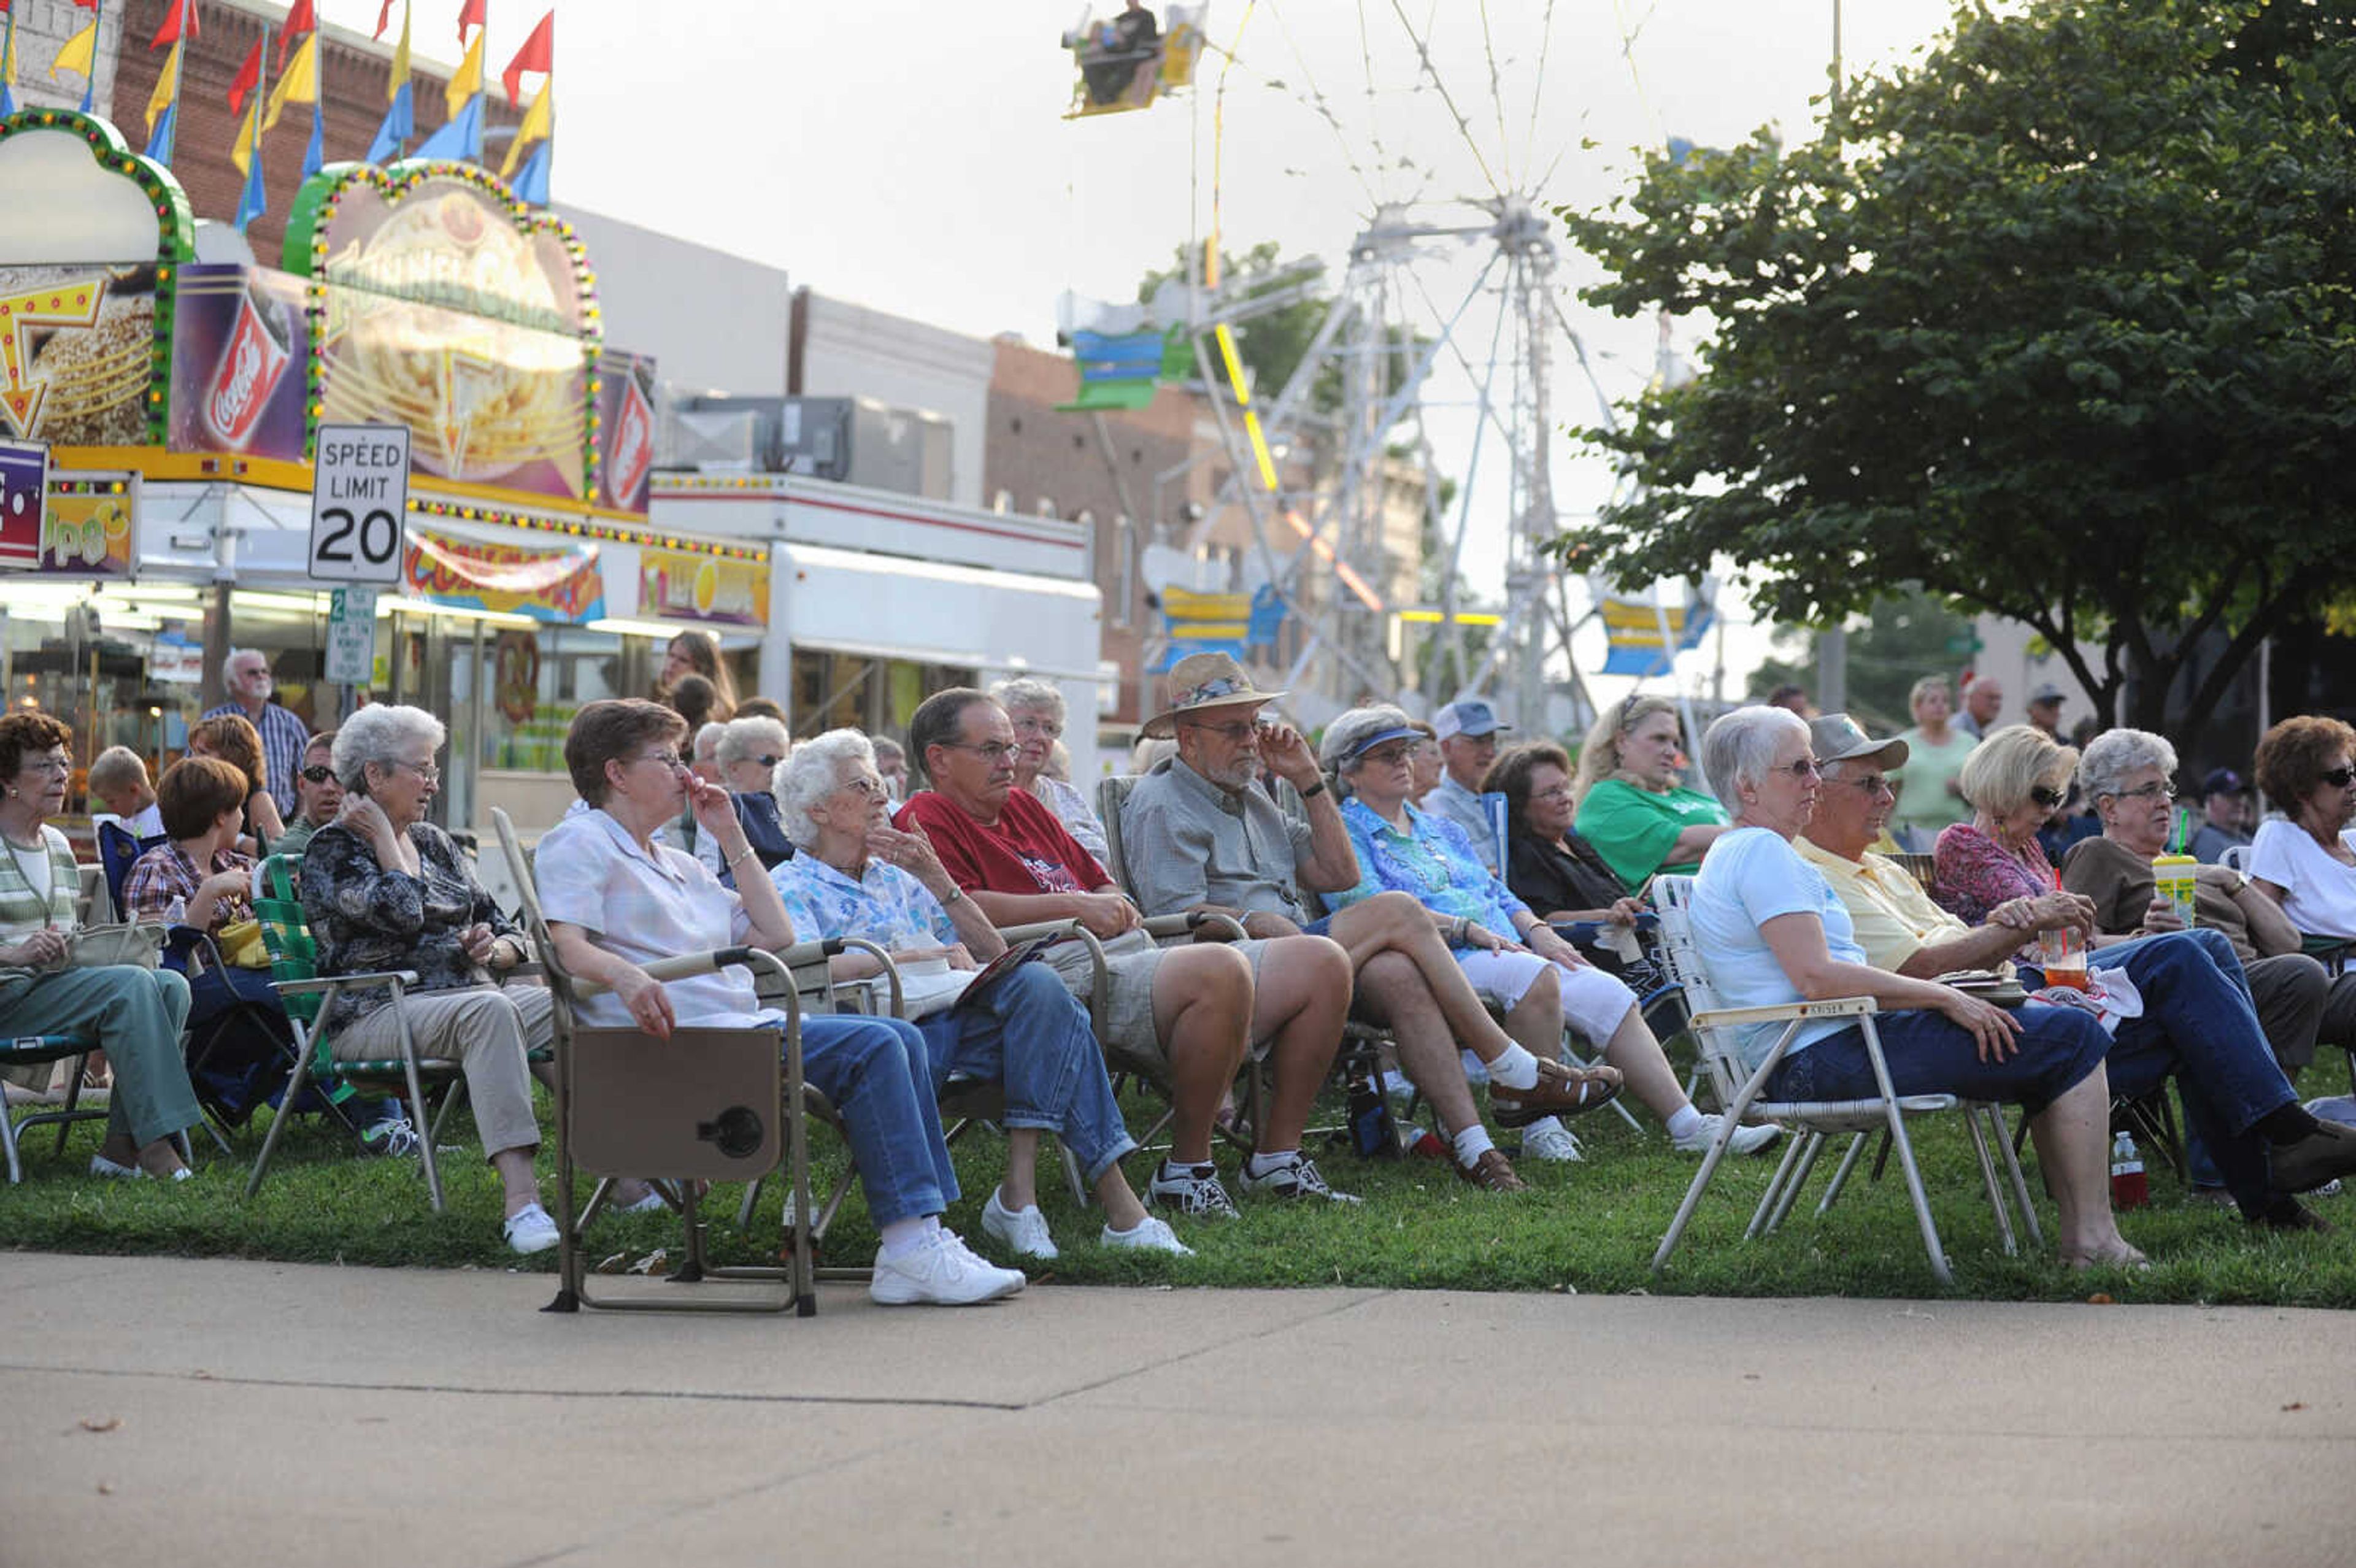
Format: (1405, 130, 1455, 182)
(2153, 853, 2198, 928)
(2038, 927, 2090, 990)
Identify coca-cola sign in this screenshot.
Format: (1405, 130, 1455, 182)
(168, 265, 310, 462)
(203, 283, 294, 448)
(595, 349, 658, 515)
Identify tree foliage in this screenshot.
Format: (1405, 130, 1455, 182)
(1556, 0, 2356, 737)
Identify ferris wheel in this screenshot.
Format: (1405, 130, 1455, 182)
(1057, 1, 1688, 730)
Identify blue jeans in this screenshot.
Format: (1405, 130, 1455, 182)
(918, 963, 1138, 1185)
(2049, 929, 2298, 1213)
(798, 1013, 958, 1228)
(1768, 1002, 2111, 1113)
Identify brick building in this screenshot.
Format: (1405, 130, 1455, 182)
(69, 1, 520, 261)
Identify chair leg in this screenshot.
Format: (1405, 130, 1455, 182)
(1858, 1034, 1952, 1286)
(1759, 1131, 1824, 1238)
(1988, 1104, 2044, 1250)
(1815, 1132, 1869, 1217)
(2, 1102, 23, 1185)
(1653, 1047, 1785, 1274)
(1745, 1127, 1811, 1240)
(395, 1051, 444, 1213)
(245, 1034, 320, 1199)
(1962, 1102, 2020, 1258)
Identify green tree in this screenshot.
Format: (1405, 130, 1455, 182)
(1555, 0, 2356, 738)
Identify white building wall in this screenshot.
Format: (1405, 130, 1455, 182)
(7, 1, 123, 119)
(556, 204, 791, 397)
(794, 293, 994, 509)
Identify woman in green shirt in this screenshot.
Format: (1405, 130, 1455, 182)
(1889, 677, 1979, 851)
(1572, 696, 1730, 891)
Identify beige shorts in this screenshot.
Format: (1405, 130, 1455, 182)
(1044, 929, 1276, 1077)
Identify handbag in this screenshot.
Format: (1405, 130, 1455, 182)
(65, 921, 168, 970)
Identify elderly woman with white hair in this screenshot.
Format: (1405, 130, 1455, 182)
(1319, 704, 1772, 1163)
(299, 704, 567, 1255)
(1686, 704, 2147, 1268)
(2063, 728, 2348, 1080)
(693, 713, 793, 886)
(769, 729, 1188, 1261)
(991, 677, 1109, 862)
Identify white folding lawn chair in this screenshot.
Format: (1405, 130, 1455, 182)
(1647, 875, 2042, 1286)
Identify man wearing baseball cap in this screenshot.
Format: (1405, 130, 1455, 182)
(1796, 712, 2356, 1232)
(2026, 683, 2067, 741)
(1423, 699, 1514, 873)
(2192, 767, 2255, 866)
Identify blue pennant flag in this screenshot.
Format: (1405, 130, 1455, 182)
(367, 80, 414, 163)
(234, 136, 267, 233)
(144, 102, 177, 164)
(303, 98, 325, 179)
(412, 92, 483, 162)
(512, 138, 551, 205)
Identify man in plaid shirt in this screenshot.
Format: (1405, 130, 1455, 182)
(203, 649, 309, 820)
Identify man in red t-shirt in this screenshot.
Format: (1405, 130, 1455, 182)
(897, 689, 1353, 1217)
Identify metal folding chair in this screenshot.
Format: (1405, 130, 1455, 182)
(1648, 875, 2042, 1286)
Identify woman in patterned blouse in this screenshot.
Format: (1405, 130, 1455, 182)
(299, 704, 568, 1255)
(770, 728, 1191, 1262)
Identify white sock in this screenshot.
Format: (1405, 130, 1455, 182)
(878, 1215, 940, 1258)
(1244, 1150, 1299, 1178)
(1451, 1124, 1496, 1166)
(1485, 1043, 1541, 1091)
(1666, 1105, 1707, 1142)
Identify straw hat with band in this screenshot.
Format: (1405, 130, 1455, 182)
(1141, 652, 1288, 740)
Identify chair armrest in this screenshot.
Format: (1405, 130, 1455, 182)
(991, 919, 1111, 1038)
(1688, 996, 1877, 1030)
(274, 968, 420, 996)
(1144, 910, 1247, 943)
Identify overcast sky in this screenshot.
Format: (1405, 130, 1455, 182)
(316, 1, 1968, 701)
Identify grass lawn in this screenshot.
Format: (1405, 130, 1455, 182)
(6, 1077, 2352, 1307)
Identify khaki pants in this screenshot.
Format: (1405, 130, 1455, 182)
(333, 986, 553, 1159)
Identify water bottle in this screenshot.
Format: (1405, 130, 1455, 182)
(2152, 853, 2198, 929)
(2110, 1131, 2149, 1209)
(1345, 1055, 1399, 1159)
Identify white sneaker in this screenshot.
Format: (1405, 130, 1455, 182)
(1519, 1118, 1584, 1163)
(1100, 1215, 1194, 1255)
(982, 1188, 1060, 1261)
(502, 1202, 560, 1255)
(1673, 1113, 1783, 1156)
(869, 1230, 1028, 1306)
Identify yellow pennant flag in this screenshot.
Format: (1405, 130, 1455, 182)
(147, 39, 183, 133)
(501, 82, 552, 177)
(4, 15, 20, 99)
(230, 96, 264, 177)
(388, 4, 412, 102)
(50, 18, 98, 83)
(264, 33, 320, 132)
(446, 30, 484, 118)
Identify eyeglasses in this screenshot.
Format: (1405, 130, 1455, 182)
(841, 775, 887, 799)
(2029, 785, 2066, 809)
(299, 764, 336, 785)
(1778, 757, 1821, 779)
(749, 755, 783, 770)
(1010, 715, 1064, 739)
(2324, 766, 2356, 788)
(21, 755, 71, 776)
(944, 741, 1020, 765)
(632, 751, 687, 773)
(1834, 773, 1893, 795)
(1182, 718, 1260, 742)
(390, 759, 441, 785)
(1530, 785, 1574, 804)
(2106, 782, 2177, 802)
(1360, 744, 1416, 768)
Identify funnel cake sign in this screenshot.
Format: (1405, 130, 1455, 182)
(402, 525, 605, 624)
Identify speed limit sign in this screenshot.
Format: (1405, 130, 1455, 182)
(308, 423, 410, 584)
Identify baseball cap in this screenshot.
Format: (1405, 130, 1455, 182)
(2201, 767, 2250, 796)
(1434, 700, 1512, 742)
(2028, 682, 2067, 706)
(1806, 713, 1909, 773)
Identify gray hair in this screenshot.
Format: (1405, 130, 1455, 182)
(1700, 704, 1809, 807)
(2077, 727, 2176, 803)
(776, 728, 874, 849)
(716, 714, 790, 770)
(990, 675, 1066, 723)
(332, 704, 445, 793)
(692, 721, 728, 762)
(221, 647, 265, 685)
(1909, 675, 1952, 711)
(1321, 704, 1417, 775)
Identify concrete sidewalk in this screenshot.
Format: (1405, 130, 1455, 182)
(2, 1253, 2352, 1567)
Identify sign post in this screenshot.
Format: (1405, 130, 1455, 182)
(308, 424, 409, 584)
(325, 586, 378, 685)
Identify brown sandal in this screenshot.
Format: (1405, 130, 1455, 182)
(1454, 1147, 1527, 1192)
(1489, 1059, 1623, 1127)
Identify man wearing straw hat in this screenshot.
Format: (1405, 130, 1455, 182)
(1122, 654, 1626, 1193)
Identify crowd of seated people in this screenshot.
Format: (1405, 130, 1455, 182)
(17, 639, 2356, 1298)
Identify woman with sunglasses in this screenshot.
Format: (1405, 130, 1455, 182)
(2249, 715, 2356, 943)
(1930, 726, 2108, 951)
(694, 714, 794, 886)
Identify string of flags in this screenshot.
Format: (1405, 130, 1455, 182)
(8, 2, 556, 223)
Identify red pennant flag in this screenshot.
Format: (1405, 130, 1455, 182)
(375, 2, 396, 39)
(228, 37, 261, 116)
(150, 0, 199, 47)
(277, 0, 315, 70)
(501, 11, 553, 106)
(74, 0, 102, 8)
(458, 0, 485, 44)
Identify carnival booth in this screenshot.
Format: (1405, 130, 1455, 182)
(0, 107, 747, 842)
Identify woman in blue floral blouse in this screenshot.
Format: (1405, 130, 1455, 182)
(770, 728, 1195, 1262)
(1319, 705, 1779, 1161)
